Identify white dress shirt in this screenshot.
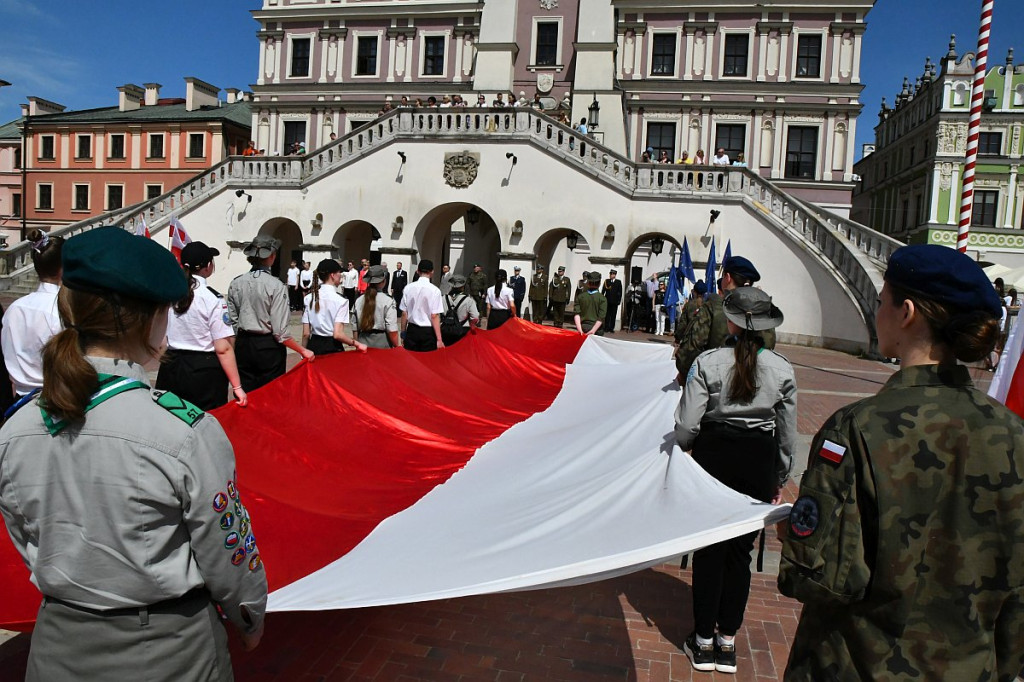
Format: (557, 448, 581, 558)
(1, 282, 61, 395)
(486, 285, 515, 310)
(341, 269, 359, 289)
(286, 267, 300, 287)
(400, 277, 444, 326)
(166, 276, 234, 352)
(302, 284, 349, 336)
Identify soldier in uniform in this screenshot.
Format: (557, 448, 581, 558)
(467, 264, 488, 314)
(779, 244, 1024, 681)
(509, 266, 527, 317)
(0, 227, 267, 681)
(674, 255, 773, 379)
(549, 266, 572, 328)
(573, 271, 608, 335)
(528, 265, 547, 323)
(227, 235, 314, 392)
(601, 269, 623, 333)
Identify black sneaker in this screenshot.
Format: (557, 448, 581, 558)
(684, 632, 716, 672)
(715, 639, 737, 674)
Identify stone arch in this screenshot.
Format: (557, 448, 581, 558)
(624, 232, 683, 285)
(257, 218, 303, 279)
(532, 227, 592, 287)
(332, 220, 381, 266)
(414, 202, 501, 277)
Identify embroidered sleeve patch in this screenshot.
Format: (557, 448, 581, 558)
(818, 440, 846, 464)
(153, 390, 205, 427)
(789, 496, 820, 538)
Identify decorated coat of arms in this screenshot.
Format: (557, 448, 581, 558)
(536, 73, 554, 93)
(443, 151, 480, 188)
(540, 0, 558, 9)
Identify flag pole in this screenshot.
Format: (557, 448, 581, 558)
(957, 0, 994, 252)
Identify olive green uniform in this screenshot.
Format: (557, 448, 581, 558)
(779, 364, 1024, 681)
(573, 289, 608, 334)
(674, 289, 774, 377)
(528, 273, 548, 323)
(467, 271, 488, 314)
(548, 275, 572, 327)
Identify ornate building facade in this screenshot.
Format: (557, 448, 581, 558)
(851, 38, 1024, 265)
(250, 0, 872, 211)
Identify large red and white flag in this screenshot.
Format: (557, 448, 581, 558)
(0, 321, 787, 627)
(134, 214, 151, 239)
(989, 319, 1024, 418)
(168, 215, 191, 260)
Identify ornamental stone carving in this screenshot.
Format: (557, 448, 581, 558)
(939, 162, 953, 190)
(713, 113, 748, 122)
(786, 115, 823, 123)
(537, 73, 554, 93)
(443, 151, 480, 188)
(1012, 126, 1022, 156)
(939, 122, 958, 154)
(540, 0, 558, 9)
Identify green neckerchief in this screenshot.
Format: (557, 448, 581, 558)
(40, 373, 149, 436)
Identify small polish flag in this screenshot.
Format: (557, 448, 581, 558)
(134, 214, 151, 239)
(168, 215, 191, 260)
(819, 440, 846, 464)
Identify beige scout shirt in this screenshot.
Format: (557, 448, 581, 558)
(226, 267, 292, 343)
(0, 357, 267, 634)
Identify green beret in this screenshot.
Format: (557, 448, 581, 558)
(62, 226, 188, 303)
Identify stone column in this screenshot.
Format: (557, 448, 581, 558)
(1004, 165, 1018, 228)
(929, 166, 942, 223)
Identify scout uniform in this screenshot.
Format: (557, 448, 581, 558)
(0, 227, 267, 681)
(548, 267, 572, 327)
(354, 264, 399, 349)
(528, 267, 548, 323)
(573, 272, 608, 334)
(779, 245, 1024, 681)
(226, 235, 292, 391)
(441, 275, 479, 346)
(157, 242, 235, 411)
(467, 266, 488, 314)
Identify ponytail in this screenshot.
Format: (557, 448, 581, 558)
(311, 274, 322, 313)
(173, 267, 199, 315)
(359, 284, 380, 331)
(40, 327, 97, 422)
(27, 228, 64, 280)
(728, 331, 763, 404)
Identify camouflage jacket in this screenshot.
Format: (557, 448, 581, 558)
(674, 290, 777, 377)
(467, 272, 488, 296)
(778, 364, 1024, 681)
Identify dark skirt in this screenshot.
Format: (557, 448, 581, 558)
(487, 309, 512, 330)
(306, 333, 345, 355)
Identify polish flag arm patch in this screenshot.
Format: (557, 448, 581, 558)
(818, 440, 846, 464)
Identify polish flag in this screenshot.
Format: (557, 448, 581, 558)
(134, 214, 151, 239)
(0, 321, 788, 627)
(168, 215, 191, 260)
(989, 319, 1024, 418)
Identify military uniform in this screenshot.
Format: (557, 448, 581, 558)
(548, 272, 572, 327)
(674, 290, 775, 377)
(0, 357, 267, 681)
(601, 276, 623, 332)
(573, 286, 608, 334)
(467, 270, 488, 314)
(227, 266, 292, 391)
(528, 271, 547, 323)
(779, 364, 1024, 681)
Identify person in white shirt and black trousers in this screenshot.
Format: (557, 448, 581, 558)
(400, 260, 445, 352)
(158, 242, 248, 411)
(485, 269, 517, 330)
(301, 259, 367, 356)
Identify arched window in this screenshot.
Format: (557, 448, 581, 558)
(952, 82, 969, 107)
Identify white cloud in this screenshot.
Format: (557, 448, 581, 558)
(0, 0, 44, 18)
(0, 44, 87, 102)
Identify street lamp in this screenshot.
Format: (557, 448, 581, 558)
(466, 206, 481, 226)
(650, 236, 665, 255)
(566, 232, 579, 251)
(588, 95, 600, 130)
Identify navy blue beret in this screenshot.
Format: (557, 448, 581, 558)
(62, 226, 188, 303)
(722, 255, 760, 283)
(693, 279, 708, 295)
(885, 244, 1002, 319)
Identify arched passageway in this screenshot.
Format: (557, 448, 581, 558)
(414, 203, 501, 277)
(258, 218, 303, 280)
(332, 220, 381, 266)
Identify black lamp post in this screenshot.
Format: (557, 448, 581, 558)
(466, 206, 481, 226)
(566, 232, 579, 251)
(587, 95, 600, 129)
(650, 236, 665, 255)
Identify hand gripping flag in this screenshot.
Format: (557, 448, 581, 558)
(705, 237, 717, 294)
(681, 237, 696, 284)
(168, 215, 191, 260)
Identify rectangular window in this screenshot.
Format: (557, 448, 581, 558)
(979, 132, 1002, 155)
(785, 126, 818, 179)
(12, 193, 21, 217)
(39, 135, 55, 160)
(535, 22, 559, 66)
(646, 122, 676, 161)
(109, 134, 125, 159)
(348, 119, 371, 132)
(73, 184, 90, 210)
(651, 34, 676, 76)
(37, 184, 53, 210)
(290, 38, 311, 77)
(284, 121, 307, 150)
(107, 185, 124, 211)
(973, 190, 998, 227)
(188, 133, 205, 158)
(715, 124, 746, 162)
(76, 134, 92, 160)
(149, 133, 164, 159)
(146, 184, 163, 200)
(723, 34, 749, 77)
(423, 36, 445, 76)
(356, 36, 378, 75)
(795, 34, 822, 78)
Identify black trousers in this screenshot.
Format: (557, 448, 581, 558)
(690, 422, 776, 639)
(156, 349, 229, 412)
(306, 334, 345, 356)
(405, 323, 437, 352)
(235, 332, 286, 393)
(487, 309, 512, 330)
(604, 302, 619, 332)
(288, 285, 302, 311)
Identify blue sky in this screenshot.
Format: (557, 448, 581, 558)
(0, 0, 1018, 160)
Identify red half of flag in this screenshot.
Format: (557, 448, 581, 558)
(169, 216, 191, 260)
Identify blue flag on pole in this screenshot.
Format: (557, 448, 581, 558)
(681, 238, 696, 284)
(705, 237, 717, 295)
(664, 260, 680, 327)
(723, 239, 732, 266)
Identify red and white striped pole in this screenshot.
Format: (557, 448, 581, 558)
(957, 0, 994, 252)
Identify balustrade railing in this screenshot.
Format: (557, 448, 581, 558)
(1, 107, 895, 332)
